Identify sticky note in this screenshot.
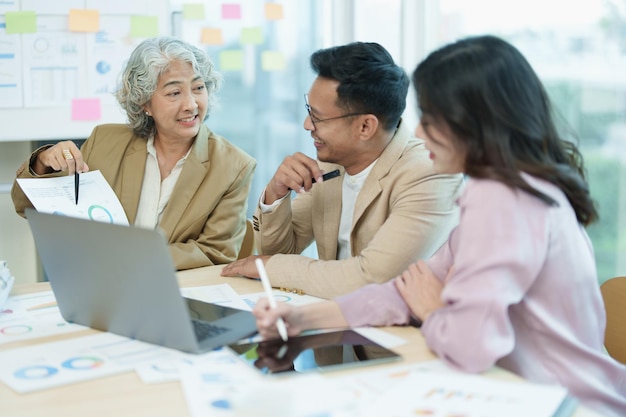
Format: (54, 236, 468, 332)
(261, 51, 286, 71)
(219, 50, 244, 71)
(222, 4, 241, 19)
(241, 27, 263, 45)
(183, 4, 205, 20)
(72, 98, 102, 121)
(130, 16, 159, 38)
(265, 3, 284, 20)
(5, 11, 37, 34)
(201, 28, 224, 45)
(69, 9, 99, 33)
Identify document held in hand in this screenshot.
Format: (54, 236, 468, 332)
(17, 170, 129, 225)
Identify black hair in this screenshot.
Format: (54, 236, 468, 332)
(310, 42, 409, 131)
(412, 35, 598, 225)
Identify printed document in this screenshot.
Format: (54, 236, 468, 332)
(16, 170, 129, 225)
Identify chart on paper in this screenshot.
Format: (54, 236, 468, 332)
(16, 170, 129, 225)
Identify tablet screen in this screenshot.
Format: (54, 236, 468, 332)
(227, 329, 401, 375)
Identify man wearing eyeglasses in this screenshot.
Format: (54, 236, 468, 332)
(222, 42, 462, 299)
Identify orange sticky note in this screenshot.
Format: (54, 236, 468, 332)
(201, 28, 224, 45)
(265, 3, 284, 20)
(72, 98, 102, 121)
(222, 4, 241, 19)
(69, 9, 99, 33)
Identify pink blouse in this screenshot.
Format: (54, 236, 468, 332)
(336, 175, 626, 417)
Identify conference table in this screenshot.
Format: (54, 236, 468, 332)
(1, 265, 603, 417)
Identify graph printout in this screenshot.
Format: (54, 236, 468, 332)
(16, 170, 129, 225)
(0, 291, 85, 345)
(0, 332, 182, 393)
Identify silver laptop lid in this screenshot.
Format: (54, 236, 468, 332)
(24, 208, 256, 353)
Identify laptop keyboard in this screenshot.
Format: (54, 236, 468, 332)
(191, 319, 229, 341)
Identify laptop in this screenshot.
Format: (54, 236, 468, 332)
(24, 208, 258, 354)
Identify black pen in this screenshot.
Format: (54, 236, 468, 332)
(320, 169, 340, 182)
(74, 172, 79, 205)
(288, 169, 341, 191)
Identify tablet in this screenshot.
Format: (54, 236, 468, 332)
(227, 329, 401, 375)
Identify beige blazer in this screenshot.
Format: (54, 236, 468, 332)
(12, 124, 256, 270)
(254, 121, 463, 299)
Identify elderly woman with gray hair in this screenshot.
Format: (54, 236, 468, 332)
(12, 36, 256, 270)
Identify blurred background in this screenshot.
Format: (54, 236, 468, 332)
(1, 0, 624, 284)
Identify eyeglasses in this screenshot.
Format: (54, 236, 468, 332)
(304, 94, 366, 128)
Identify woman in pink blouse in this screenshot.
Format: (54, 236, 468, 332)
(253, 35, 626, 416)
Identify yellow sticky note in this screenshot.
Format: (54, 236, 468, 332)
(240, 27, 263, 45)
(130, 16, 159, 38)
(5, 11, 37, 34)
(69, 9, 99, 33)
(201, 28, 224, 45)
(183, 4, 205, 20)
(265, 3, 284, 20)
(219, 50, 244, 71)
(261, 51, 286, 71)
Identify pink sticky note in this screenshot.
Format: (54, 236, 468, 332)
(222, 4, 241, 19)
(71, 98, 101, 121)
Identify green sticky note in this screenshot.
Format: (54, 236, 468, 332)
(219, 50, 244, 71)
(240, 27, 263, 45)
(183, 3, 205, 20)
(130, 15, 159, 38)
(5, 11, 37, 34)
(261, 51, 286, 71)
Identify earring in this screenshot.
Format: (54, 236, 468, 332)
(145, 111, 149, 116)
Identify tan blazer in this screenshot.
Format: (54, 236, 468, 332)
(12, 124, 256, 270)
(254, 122, 463, 299)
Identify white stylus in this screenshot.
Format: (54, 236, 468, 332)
(255, 258, 288, 342)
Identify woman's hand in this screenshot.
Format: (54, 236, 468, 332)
(395, 260, 448, 321)
(33, 141, 89, 175)
(253, 298, 304, 339)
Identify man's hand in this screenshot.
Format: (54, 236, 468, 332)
(264, 152, 323, 204)
(221, 255, 272, 279)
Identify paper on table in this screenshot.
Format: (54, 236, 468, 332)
(356, 370, 572, 417)
(0, 332, 177, 393)
(241, 289, 324, 310)
(181, 284, 251, 312)
(0, 291, 85, 345)
(16, 170, 129, 225)
(180, 355, 358, 417)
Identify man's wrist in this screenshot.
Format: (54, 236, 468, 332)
(259, 187, 288, 213)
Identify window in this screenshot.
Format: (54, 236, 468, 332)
(172, 1, 325, 222)
(173, 1, 624, 281)
(434, 0, 626, 283)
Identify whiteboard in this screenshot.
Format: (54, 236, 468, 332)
(0, 0, 171, 142)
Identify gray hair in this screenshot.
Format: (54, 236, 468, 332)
(115, 36, 222, 138)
